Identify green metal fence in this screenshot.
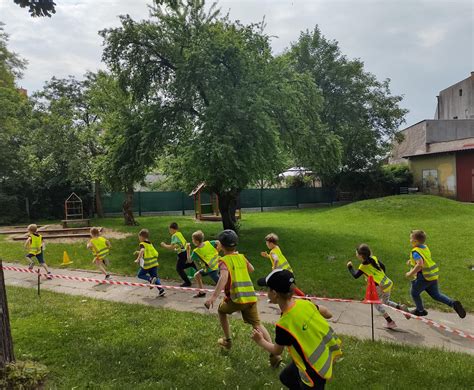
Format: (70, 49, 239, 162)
(101, 188, 335, 215)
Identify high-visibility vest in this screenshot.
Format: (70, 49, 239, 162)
(141, 242, 159, 269)
(410, 246, 439, 281)
(277, 299, 342, 385)
(358, 255, 393, 292)
(173, 232, 187, 253)
(269, 246, 293, 272)
(29, 233, 43, 255)
(220, 254, 257, 304)
(90, 237, 110, 260)
(194, 241, 219, 271)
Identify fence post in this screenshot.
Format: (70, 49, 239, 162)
(181, 192, 185, 216)
(295, 187, 299, 209)
(138, 191, 142, 217)
(260, 188, 264, 212)
(0, 259, 15, 367)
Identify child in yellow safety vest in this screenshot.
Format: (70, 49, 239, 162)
(187, 230, 220, 298)
(406, 230, 466, 318)
(87, 227, 112, 280)
(253, 269, 342, 390)
(205, 229, 282, 368)
(136, 229, 165, 297)
(347, 244, 409, 329)
(161, 222, 197, 287)
(24, 224, 52, 279)
(260, 233, 305, 297)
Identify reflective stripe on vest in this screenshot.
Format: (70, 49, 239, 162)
(29, 234, 42, 255)
(270, 247, 293, 272)
(358, 256, 393, 292)
(173, 232, 187, 253)
(194, 241, 219, 271)
(277, 299, 342, 383)
(220, 254, 257, 304)
(410, 246, 439, 281)
(90, 237, 109, 259)
(141, 242, 159, 269)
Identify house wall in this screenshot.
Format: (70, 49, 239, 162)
(390, 121, 427, 163)
(409, 153, 457, 197)
(434, 73, 474, 120)
(456, 151, 474, 202)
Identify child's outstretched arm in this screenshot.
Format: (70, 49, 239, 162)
(24, 237, 31, 249)
(135, 248, 144, 263)
(106, 239, 112, 249)
(160, 242, 175, 250)
(317, 304, 333, 319)
(205, 268, 228, 308)
(346, 261, 363, 279)
(251, 328, 284, 356)
(246, 260, 255, 273)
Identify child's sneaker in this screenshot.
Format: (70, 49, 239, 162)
(384, 321, 397, 330)
(453, 301, 466, 319)
(269, 354, 283, 368)
(158, 288, 166, 297)
(150, 277, 157, 289)
(410, 309, 428, 317)
(27, 259, 34, 270)
(217, 337, 232, 350)
(193, 291, 206, 298)
(105, 274, 111, 280)
(46, 272, 53, 280)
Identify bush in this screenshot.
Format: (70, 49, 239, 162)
(337, 163, 413, 200)
(0, 192, 25, 225)
(0, 360, 48, 389)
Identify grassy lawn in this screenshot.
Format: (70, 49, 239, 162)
(1, 195, 473, 311)
(7, 286, 474, 389)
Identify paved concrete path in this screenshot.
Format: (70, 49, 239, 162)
(4, 262, 473, 355)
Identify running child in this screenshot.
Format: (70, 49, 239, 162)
(87, 227, 112, 280)
(205, 229, 282, 368)
(187, 230, 220, 298)
(347, 244, 408, 329)
(406, 230, 466, 318)
(161, 222, 197, 287)
(136, 229, 165, 297)
(253, 269, 342, 389)
(24, 224, 52, 279)
(260, 233, 305, 297)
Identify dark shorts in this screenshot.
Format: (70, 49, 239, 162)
(26, 251, 45, 264)
(198, 269, 220, 284)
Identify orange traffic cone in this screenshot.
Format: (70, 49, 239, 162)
(61, 251, 73, 266)
(363, 275, 381, 304)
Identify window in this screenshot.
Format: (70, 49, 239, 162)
(459, 89, 463, 96)
(422, 169, 438, 193)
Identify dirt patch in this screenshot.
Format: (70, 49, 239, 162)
(6, 225, 132, 244)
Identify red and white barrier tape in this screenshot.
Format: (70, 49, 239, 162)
(383, 304, 474, 341)
(3, 265, 473, 341)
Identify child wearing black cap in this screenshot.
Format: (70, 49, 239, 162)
(252, 269, 342, 389)
(205, 229, 282, 368)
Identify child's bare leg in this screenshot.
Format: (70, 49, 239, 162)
(95, 259, 107, 275)
(194, 272, 204, 289)
(41, 263, 50, 273)
(218, 311, 231, 339)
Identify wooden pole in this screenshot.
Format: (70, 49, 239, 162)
(0, 259, 15, 367)
(37, 270, 41, 297)
(370, 303, 375, 341)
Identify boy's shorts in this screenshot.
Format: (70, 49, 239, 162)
(197, 269, 219, 284)
(218, 299, 260, 327)
(26, 252, 45, 264)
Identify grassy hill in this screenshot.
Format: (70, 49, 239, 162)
(1, 195, 473, 311)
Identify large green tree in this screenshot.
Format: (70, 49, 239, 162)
(100, 0, 341, 230)
(287, 27, 408, 183)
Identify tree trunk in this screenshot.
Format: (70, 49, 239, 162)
(95, 180, 105, 218)
(122, 187, 138, 226)
(218, 191, 239, 231)
(0, 259, 15, 368)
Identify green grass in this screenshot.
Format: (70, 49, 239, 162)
(7, 286, 474, 389)
(1, 195, 474, 311)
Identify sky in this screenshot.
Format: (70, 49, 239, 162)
(0, 0, 472, 127)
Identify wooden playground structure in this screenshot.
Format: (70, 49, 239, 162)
(189, 183, 241, 221)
